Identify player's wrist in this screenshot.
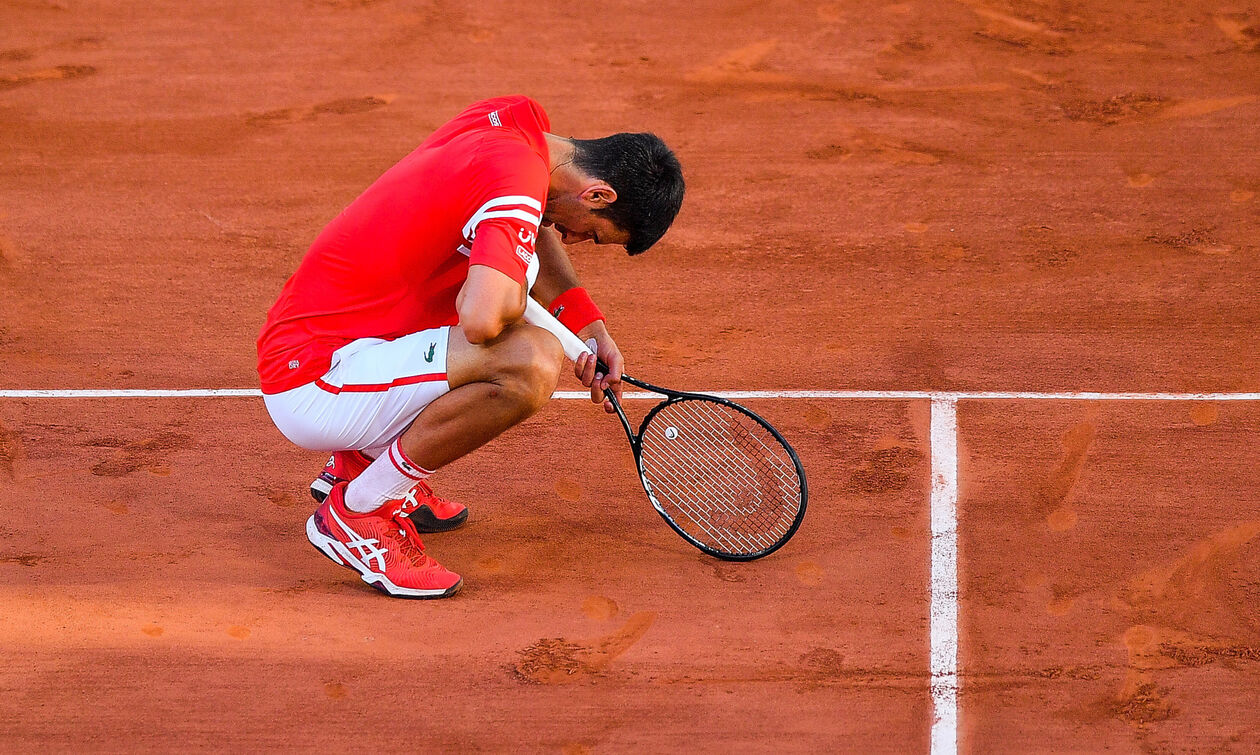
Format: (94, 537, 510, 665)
(549, 287, 605, 334)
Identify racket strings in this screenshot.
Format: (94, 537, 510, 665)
(639, 400, 802, 555)
(645, 429, 796, 549)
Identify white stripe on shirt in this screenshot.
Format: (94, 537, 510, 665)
(462, 199, 543, 240)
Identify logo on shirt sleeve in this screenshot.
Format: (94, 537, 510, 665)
(488, 110, 502, 127)
(514, 227, 536, 264)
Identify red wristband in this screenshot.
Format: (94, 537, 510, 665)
(548, 287, 605, 334)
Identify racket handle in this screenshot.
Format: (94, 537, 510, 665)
(524, 297, 595, 362)
(523, 297, 617, 394)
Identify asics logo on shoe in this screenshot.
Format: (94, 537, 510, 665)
(329, 507, 389, 572)
(401, 487, 423, 511)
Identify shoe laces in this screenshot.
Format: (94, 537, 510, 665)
(389, 510, 433, 567)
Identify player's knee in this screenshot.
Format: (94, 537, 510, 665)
(517, 327, 563, 409)
(501, 325, 562, 411)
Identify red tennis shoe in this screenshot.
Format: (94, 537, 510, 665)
(310, 450, 372, 503)
(398, 480, 468, 533)
(306, 482, 462, 599)
(311, 453, 468, 533)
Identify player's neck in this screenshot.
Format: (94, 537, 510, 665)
(544, 134, 577, 177)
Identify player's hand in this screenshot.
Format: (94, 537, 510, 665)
(575, 320, 623, 413)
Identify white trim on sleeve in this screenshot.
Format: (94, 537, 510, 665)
(462, 195, 543, 240)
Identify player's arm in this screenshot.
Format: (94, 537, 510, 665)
(456, 212, 541, 343)
(531, 226, 624, 411)
(455, 264, 526, 344)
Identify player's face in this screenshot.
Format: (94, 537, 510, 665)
(547, 214, 628, 248)
(543, 190, 630, 248)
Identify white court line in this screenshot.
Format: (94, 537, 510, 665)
(930, 398, 959, 755)
(2, 388, 1259, 400)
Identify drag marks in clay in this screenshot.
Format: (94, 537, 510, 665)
(805, 129, 950, 166)
(659, 646, 912, 690)
(704, 559, 747, 583)
(685, 39, 787, 87)
(1036, 421, 1093, 531)
(1059, 93, 1166, 124)
(513, 611, 656, 684)
(684, 39, 879, 104)
(1145, 228, 1234, 256)
(846, 443, 921, 495)
(253, 485, 298, 508)
(89, 431, 191, 477)
(954, 0, 1079, 55)
(0, 64, 95, 92)
(0, 418, 23, 480)
(1112, 521, 1260, 727)
(0, 553, 45, 567)
(0, 35, 102, 68)
(0, 48, 35, 62)
(1212, 14, 1260, 52)
(1121, 521, 1260, 639)
(245, 95, 395, 128)
(1059, 93, 1257, 126)
(957, 0, 1066, 38)
(0, 235, 20, 275)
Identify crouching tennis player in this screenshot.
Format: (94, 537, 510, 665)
(257, 95, 685, 598)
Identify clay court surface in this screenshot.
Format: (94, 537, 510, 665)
(1, 0, 1258, 751)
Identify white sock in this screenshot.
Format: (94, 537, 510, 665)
(343, 437, 432, 513)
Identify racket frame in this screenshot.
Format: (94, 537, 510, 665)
(603, 374, 809, 561)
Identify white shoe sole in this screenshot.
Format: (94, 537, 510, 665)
(305, 514, 461, 599)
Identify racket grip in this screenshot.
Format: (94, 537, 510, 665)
(523, 297, 595, 361)
(523, 298, 617, 389)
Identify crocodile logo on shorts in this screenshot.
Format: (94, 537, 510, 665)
(423, 343, 436, 363)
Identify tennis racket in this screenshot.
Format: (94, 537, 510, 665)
(524, 298, 808, 561)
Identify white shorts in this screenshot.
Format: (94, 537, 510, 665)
(263, 327, 452, 455)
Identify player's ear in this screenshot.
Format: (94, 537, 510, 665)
(581, 182, 617, 209)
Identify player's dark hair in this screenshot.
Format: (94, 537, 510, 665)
(570, 133, 685, 255)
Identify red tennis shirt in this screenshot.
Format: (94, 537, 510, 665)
(257, 95, 550, 394)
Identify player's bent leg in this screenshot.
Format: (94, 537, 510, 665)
(284, 321, 561, 599)
(448, 319, 564, 416)
(398, 320, 563, 471)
